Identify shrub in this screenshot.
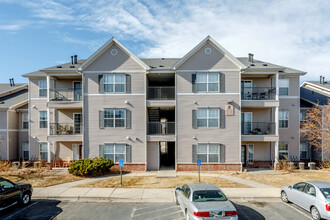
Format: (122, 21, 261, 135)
(276, 160, 296, 172)
(0, 161, 12, 171)
(318, 161, 330, 170)
(68, 158, 114, 176)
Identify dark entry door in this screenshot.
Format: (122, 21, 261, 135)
(241, 145, 247, 167)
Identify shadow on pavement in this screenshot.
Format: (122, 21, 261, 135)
(0, 199, 62, 220)
(233, 202, 265, 220)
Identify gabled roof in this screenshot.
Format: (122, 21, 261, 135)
(141, 58, 180, 70)
(300, 87, 329, 106)
(0, 89, 28, 110)
(301, 81, 330, 93)
(78, 37, 150, 71)
(172, 36, 246, 70)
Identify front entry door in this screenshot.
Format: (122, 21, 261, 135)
(241, 145, 247, 167)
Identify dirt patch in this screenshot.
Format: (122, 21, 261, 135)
(77, 176, 249, 188)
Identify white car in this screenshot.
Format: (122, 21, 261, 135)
(281, 181, 330, 220)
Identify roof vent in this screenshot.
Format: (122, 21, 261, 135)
(248, 53, 254, 63)
(279, 70, 284, 73)
(74, 55, 78, 64)
(70, 65, 75, 68)
(262, 63, 268, 66)
(71, 56, 74, 65)
(57, 65, 62, 68)
(9, 78, 15, 87)
(320, 76, 323, 84)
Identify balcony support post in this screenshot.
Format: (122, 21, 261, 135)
(47, 142, 51, 163)
(275, 73, 279, 136)
(274, 141, 279, 169)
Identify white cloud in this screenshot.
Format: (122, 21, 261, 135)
(0, 24, 22, 31)
(3, 0, 330, 80)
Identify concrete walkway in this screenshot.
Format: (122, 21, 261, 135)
(32, 171, 280, 202)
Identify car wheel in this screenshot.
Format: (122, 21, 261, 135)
(20, 192, 31, 206)
(311, 206, 321, 220)
(281, 191, 289, 203)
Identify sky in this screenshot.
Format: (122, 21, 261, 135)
(0, 0, 329, 83)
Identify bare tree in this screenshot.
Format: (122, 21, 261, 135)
(300, 99, 330, 158)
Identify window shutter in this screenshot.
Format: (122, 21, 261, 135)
(192, 144, 197, 163)
(219, 108, 226, 128)
(99, 145, 104, 158)
(220, 72, 225, 93)
(125, 74, 131, 93)
(99, 74, 104, 93)
(126, 109, 131, 129)
(192, 110, 197, 129)
(99, 110, 104, 129)
(192, 74, 197, 93)
(220, 108, 225, 128)
(126, 144, 131, 163)
(220, 144, 225, 163)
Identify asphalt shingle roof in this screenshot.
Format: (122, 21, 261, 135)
(0, 89, 28, 109)
(306, 81, 330, 90)
(141, 58, 180, 70)
(300, 87, 329, 106)
(0, 83, 27, 94)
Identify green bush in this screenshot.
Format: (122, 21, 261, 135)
(68, 157, 114, 176)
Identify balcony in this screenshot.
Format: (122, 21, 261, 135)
(50, 123, 82, 135)
(241, 87, 278, 107)
(147, 87, 175, 107)
(241, 122, 278, 142)
(48, 88, 83, 109)
(148, 122, 175, 135)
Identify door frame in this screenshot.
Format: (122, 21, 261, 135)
(73, 113, 82, 134)
(73, 81, 82, 101)
(241, 112, 253, 134)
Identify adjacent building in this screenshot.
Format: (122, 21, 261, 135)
(300, 78, 330, 163)
(22, 36, 306, 171)
(0, 83, 28, 161)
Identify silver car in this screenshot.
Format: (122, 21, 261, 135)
(281, 181, 330, 220)
(175, 183, 238, 220)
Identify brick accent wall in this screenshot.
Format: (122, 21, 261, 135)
(247, 161, 272, 168)
(176, 163, 241, 171)
(111, 163, 146, 172)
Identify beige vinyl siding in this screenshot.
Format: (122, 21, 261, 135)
(0, 111, 7, 129)
(241, 108, 272, 122)
(8, 131, 18, 160)
(29, 78, 47, 98)
(242, 142, 272, 161)
(54, 142, 79, 160)
(177, 42, 240, 70)
(0, 131, 7, 160)
(288, 77, 300, 96)
(241, 77, 273, 87)
(85, 44, 145, 72)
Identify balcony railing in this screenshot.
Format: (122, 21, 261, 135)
(241, 87, 276, 100)
(241, 122, 275, 135)
(147, 87, 175, 100)
(50, 123, 83, 135)
(50, 88, 82, 101)
(148, 122, 175, 135)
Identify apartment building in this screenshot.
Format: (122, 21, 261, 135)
(22, 36, 306, 171)
(300, 78, 330, 163)
(0, 83, 28, 161)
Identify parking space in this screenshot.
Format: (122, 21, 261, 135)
(0, 199, 312, 220)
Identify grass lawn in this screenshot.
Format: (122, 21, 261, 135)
(227, 170, 330, 187)
(77, 176, 248, 188)
(0, 169, 84, 187)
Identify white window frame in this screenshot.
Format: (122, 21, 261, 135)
(22, 142, 29, 160)
(279, 111, 289, 128)
(104, 144, 126, 163)
(197, 108, 219, 128)
(22, 112, 29, 129)
(104, 109, 126, 128)
(279, 143, 289, 160)
(300, 142, 308, 159)
(248, 144, 254, 164)
(197, 144, 220, 163)
(39, 111, 48, 128)
(39, 143, 48, 161)
(38, 79, 47, 97)
(196, 72, 219, 93)
(104, 73, 126, 93)
(279, 77, 289, 96)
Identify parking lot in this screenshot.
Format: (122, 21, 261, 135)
(0, 199, 312, 220)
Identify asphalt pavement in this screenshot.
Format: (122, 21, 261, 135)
(0, 198, 312, 220)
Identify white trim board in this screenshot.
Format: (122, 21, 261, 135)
(85, 93, 145, 96)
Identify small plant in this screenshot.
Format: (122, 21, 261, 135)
(68, 157, 114, 176)
(276, 160, 296, 172)
(0, 161, 11, 171)
(318, 161, 330, 170)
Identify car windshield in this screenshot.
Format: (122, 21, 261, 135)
(320, 188, 330, 199)
(193, 190, 227, 202)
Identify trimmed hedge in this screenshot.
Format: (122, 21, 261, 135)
(68, 157, 114, 176)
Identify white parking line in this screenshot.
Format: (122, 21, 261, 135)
(133, 205, 178, 217)
(146, 210, 183, 220)
(283, 202, 311, 219)
(4, 201, 39, 220)
(130, 206, 137, 219)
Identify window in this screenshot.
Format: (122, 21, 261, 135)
(279, 77, 289, 96)
(304, 184, 316, 196)
(300, 142, 308, 159)
(196, 72, 219, 92)
(104, 109, 125, 127)
(39, 111, 47, 128)
(197, 108, 219, 127)
(39, 79, 47, 97)
(279, 143, 289, 160)
(0, 180, 15, 190)
(197, 144, 219, 163)
(104, 73, 125, 93)
(39, 143, 48, 160)
(248, 144, 254, 164)
(103, 144, 126, 162)
(293, 182, 306, 192)
(279, 111, 289, 128)
(22, 143, 29, 160)
(300, 110, 308, 129)
(22, 112, 28, 129)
